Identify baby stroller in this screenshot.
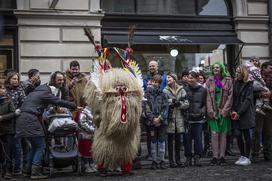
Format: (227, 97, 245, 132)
(43, 109, 83, 177)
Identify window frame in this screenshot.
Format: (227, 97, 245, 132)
(101, 0, 232, 17)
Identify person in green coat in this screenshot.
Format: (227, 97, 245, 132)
(206, 62, 233, 166)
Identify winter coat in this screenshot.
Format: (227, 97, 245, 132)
(6, 86, 26, 109)
(206, 76, 233, 119)
(184, 84, 207, 123)
(163, 85, 189, 133)
(143, 71, 167, 92)
(232, 80, 255, 129)
(16, 84, 77, 137)
(65, 71, 88, 106)
(77, 107, 95, 140)
(0, 97, 16, 135)
(143, 88, 169, 127)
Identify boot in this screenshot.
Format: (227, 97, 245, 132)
(194, 155, 201, 167)
(176, 160, 184, 168)
(263, 104, 272, 111)
(150, 161, 158, 170)
(169, 160, 177, 168)
(159, 161, 167, 169)
(22, 164, 31, 177)
(184, 157, 192, 167)
(30, 165, 48, 179)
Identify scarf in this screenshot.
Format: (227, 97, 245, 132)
(214, 75, 224, 89)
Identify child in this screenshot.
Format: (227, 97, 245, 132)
(143, 75, 169, 169)
(0, 80, 20, 179)
(75, 98, 96, 173)
(245, 60, 272, 115)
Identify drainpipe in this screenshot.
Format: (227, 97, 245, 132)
(269, 0, 272, 61)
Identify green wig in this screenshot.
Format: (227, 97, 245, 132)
(210, 62, 230, 78)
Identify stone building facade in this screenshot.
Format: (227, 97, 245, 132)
(0, 0, 271, 82)
(15, 0, 102, 82)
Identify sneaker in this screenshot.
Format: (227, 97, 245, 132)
(210, 157, 218, 166)
(184, 157, 192, 167)
(85, 163, 97, 173)
(13, 169, 22, 176)
(238, 157, 251, 166)
(30, 165, 48, 179)
(4, 172, 12, 180)
(235, 156, 244, 165)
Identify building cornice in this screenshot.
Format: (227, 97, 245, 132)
(234, 16, 269, 23)
(14, 10, 104, 20)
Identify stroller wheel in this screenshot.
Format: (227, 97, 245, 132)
(72, 163, 78, 172)
(78, 156, 83, 176)
(49, 159, 54, 178)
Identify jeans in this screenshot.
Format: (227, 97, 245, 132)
(14, 137, 29, 170)
(252, 110, 272, 160)
(25, 136, 45, 166)
(184, 123, 203, 157)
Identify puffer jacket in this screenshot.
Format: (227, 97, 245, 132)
(78, 107, 95, 140)
(163, 85, 189, 133)
(184, 84, 207, 123)
(0, 97, 16, 135)
(143, 88, 169, 126)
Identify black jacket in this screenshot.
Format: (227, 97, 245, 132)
(232, 80, 255, 129)
(0, 97, 16, 135)
(185, 84, 207, 123)
(16, 84, 77, 137)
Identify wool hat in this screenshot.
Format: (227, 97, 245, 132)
(167, 73, 177, 82)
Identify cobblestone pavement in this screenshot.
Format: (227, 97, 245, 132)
(12, 156, 272, 181)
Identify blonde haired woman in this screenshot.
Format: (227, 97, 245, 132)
(231, 65, 255, 166)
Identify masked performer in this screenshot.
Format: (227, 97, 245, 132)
(83, 26, 143, 176)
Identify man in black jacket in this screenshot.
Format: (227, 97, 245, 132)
(21, 69, 41, 96)
(16, 84, 78, 179)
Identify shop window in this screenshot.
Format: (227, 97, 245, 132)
(106, 44, 227, 77)
(137, 0, 195, 15)
(101, 0, 135, 13)
(0, 0, 16, 9)
(198, 0, 228, 16)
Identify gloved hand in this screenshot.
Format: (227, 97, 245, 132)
(174, 101, 181, 107)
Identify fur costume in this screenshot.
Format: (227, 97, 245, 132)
(84, 68, 143, 169)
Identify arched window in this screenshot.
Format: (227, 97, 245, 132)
(101, 0, 230, 16)
(198, 0, 228, 16)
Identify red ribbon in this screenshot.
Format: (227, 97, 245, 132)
(120, 95, 127, 124)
